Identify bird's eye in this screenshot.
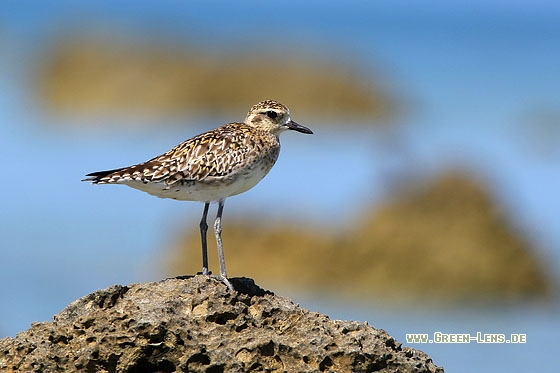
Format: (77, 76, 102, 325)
(266, 111, 277, 119)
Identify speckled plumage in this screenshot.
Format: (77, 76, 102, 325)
(83, 100, 313, 290)
(84, 100, 311, 201)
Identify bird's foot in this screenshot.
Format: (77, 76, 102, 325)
(211, 274, 235, 292)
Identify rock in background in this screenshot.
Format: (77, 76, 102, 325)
(168, 172, 552, 304)
(37, 38, 393, 123)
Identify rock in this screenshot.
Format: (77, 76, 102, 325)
(169, 172, 551, 304)
(0, 276, 442, 372)
(39, 39, 393, 122)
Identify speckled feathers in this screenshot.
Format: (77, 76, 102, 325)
(83, 100, 312, 202)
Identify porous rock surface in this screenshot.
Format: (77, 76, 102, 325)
(0, 276, 443, 372)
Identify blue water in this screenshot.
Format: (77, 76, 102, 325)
(1, 2, 559, 371)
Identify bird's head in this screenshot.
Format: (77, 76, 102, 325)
(245, 100, 313, 135)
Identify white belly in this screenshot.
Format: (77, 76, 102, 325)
(121, 164, 271, 202)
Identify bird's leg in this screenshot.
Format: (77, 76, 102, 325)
(199, 202, 210, 276)
(213, 199, 234, 291)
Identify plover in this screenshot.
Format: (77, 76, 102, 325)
(83, 100, 313, 290)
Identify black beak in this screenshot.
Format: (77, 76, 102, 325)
(286, 120, 313, 134)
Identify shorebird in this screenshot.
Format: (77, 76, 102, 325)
(83, 100, 313, 290)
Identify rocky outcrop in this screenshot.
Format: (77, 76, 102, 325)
(39, 39, 392, 121)
(170, 173, 551, 303)
(0, 276, 442, 372)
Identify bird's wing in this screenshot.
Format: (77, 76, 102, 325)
(147, 125, 255, 183)
(85, 124, 264, 185)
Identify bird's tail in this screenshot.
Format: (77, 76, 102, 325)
(82, 168, 125, 183)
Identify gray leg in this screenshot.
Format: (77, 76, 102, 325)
(200, 202, 210, 276)
(214, 199, 234, 291)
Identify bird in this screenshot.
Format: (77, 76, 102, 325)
(83, 100, 313, 291)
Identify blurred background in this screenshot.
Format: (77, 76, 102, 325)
(1, 1, 559, 371)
